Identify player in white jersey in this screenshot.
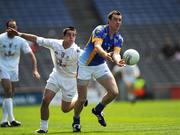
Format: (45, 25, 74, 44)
(7, 26, 83, 133)
(0, 19, 40, 127)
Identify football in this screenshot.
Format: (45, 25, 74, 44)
(123, 49, 140, 65)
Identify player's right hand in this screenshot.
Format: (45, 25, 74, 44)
(106, 52, 114, 62)
(33, 70, 41, 80)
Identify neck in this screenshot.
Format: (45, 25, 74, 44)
(109, 28, 116, 39)
(7, 33, 14, 39)
(63, 41, 72, 49)
(109, 26, 117, 37)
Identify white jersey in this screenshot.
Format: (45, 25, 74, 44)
(112, 64, 140, 83)
(36, 37, 82, 77)
(0, 32, 31, 71)
(113, 64, 140, 78)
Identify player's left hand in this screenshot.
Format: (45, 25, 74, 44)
(33, 70, 41, 80)
(107, 52, 114, 62)
(117, 59, 126, 67)
(6, 27, 19, 36)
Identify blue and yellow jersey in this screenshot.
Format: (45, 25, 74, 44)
(79, 25, 123, 66)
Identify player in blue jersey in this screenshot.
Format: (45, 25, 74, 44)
(72, 10, 125, 132)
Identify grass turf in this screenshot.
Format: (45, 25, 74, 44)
(0, 100, 180, 135)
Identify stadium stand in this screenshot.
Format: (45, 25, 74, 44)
(93, 0, 180, 25)
(0, 0, 74, 29)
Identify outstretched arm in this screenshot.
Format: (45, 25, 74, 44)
(6, 27, 38, 43)
(94, 40, 113, 62)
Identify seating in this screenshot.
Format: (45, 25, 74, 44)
(0, 0, 74, 29)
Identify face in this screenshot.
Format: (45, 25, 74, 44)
(63, 30, 76, 45)
(108, 14, 122, 33)
(7, 21, 17, 30)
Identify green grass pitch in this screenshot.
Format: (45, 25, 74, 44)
(0, 100, 180, 135)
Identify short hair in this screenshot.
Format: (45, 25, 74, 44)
(6, 19, 16, 28)
(63, 26, 76, 36)
(108, 10, 121, 20)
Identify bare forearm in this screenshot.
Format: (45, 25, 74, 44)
(94, 45, 108, 58)
(112, 53, 121, 64)
(29, 52, 38, 72)
(19, 33, 37, 43)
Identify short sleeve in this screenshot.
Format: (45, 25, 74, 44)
(21, 39, 32, 54)
(114, 35, 123, 48)
(92, 26, 104, 43)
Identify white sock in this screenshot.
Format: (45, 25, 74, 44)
(40, 120, 48, 131)
(1, 99, 8, 123)
(5, 98, 15, 122)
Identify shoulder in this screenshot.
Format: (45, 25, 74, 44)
(115, 33, 123, 42)
(15, 36, 28, 44)
(57, 39, 63, 45)
(93, 25, 107, 33)
(49, 38, 62, 45)
(71, 42, 80, 50)
(71, 43, 81, 52)
(0, 32, 7, 39)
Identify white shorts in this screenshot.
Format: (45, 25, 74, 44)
(77, 63, 113, 80)
(45, 70, 77, 102)
(123, 76, 136, 83)
(0, 68, 19, 82)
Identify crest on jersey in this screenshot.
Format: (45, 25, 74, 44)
(95, 29, 101, 35)
(61, 52, 65, 58)
(77, 48, 80, 53)
(102, 33, 107, 39)
(114, 38, 119, 44)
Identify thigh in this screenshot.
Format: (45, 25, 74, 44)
(77, 64, 92, 80)
(61, 77, 78, 102)
(93, 63, 112, 79)
(97, 75, 118, 93)
(46, 71, 60, 93)
(0, 69, 18, 81)
(0, 68, 11, 80)
(9, 71, 19, 82)
(1, 79, 12, 92)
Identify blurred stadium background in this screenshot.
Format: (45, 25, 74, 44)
(0, 0, 180, 105)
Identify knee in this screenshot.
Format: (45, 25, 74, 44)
(109, 89, 119, 98)
(4, 90, 13, 98)
(61, 107, 70, 113)
(77, 97, 87, 105)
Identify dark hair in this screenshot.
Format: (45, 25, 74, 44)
(108, 10, 121, 20)
(63, 26, 76, 36)
(6, 19, 16, 28)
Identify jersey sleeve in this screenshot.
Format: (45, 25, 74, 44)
(114, 35, 123, 49)
(36, 37, 57, 49)
(21, 38, 32, 54)
(92, 25, 104, 43)
(77, 47, 83, 58)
